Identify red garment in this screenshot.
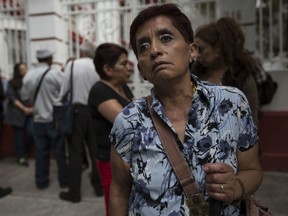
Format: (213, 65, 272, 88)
(96, 160, 112, 216)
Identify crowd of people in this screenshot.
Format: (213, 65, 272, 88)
(0, 2, 272, 216)
(0, 40, 135, 214)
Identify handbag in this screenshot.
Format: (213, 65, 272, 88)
(147, 96, 214, 216)
(244, 194, 273, 216)
(53, 61, 74, 135)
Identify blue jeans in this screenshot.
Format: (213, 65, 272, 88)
(33, 122, 67, 187)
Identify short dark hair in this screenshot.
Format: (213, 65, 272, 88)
(130, 3, 194, 57)
(94, 43, 128, 80)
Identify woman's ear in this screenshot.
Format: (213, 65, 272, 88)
(103, 64, 113, 77)
(189, 43, 198, 62)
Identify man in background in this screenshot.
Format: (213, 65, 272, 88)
(59, 41, 102, 203)
(21, 48, 67, 190)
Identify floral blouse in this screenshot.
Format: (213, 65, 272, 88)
(110, 76, 258, 216)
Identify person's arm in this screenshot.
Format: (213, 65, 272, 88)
(109, 146, 132, 216)
(235, 143, 262, 199)
(98, 99, 124, 123)
(14, 99, 33, 115)
(204, 144, 262, 204)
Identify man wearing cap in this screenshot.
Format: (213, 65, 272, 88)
(21, 48, 68, 190)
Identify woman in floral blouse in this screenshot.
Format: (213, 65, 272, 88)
(109, 3, 262, 216)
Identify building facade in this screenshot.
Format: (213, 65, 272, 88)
(1, 0, 288, 170)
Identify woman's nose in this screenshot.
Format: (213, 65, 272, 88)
(150, 40, 162, 59)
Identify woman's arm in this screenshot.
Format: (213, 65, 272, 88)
(109, 146, 132, 216)
(7, 85, 32, 115)
(235, 143, 263, 199)
(98, 99, 124, 123)
(14, 99, 33, 115)
(204, 143, 262, 204)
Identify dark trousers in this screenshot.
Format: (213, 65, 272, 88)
(12, 117, 34, 159)
(67, 105, 101, 199)
(33, 122, 67, 188)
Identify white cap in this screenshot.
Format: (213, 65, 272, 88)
(36, 48, 53, 59)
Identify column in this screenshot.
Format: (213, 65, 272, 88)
(25, 0, 67, 69)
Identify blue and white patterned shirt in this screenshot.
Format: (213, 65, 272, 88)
(110, 76, 258, 216)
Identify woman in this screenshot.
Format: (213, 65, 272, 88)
(4, 63, 33, 166)
(109, 4, 262, 216)
(192, 17, 260, 124)
(88, 43, 133, 216)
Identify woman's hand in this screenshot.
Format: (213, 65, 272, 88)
(204, 163, 237, 204)
(23, 107, 33, 115)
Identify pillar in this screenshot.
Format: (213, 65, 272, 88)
(25, 0, 67, 69)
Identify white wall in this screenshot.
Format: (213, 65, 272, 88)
(26, 0, 68, 68)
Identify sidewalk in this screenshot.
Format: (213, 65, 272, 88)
(0, 157, 105, 216)
(0, 157, 287, 216)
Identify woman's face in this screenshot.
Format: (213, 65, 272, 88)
(135, 15, 197, 85)
(18, 64, 27, 77)
(110, 53, 131, 84)
(194, 37, 219, 68)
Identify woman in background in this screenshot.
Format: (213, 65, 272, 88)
(4, 63, 33, 166)
(192, 17, 260, 124)
(88, 43, 133, 216)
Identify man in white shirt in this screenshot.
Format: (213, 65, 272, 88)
(59, 42, 102, 203)
(21, 48, 68, 189)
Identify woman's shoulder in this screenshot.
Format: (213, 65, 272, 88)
(200, 81, 249, 106)
(114, 97, 147, 125)
(198, 78, 244, 97)
(90, 81, 112, 94)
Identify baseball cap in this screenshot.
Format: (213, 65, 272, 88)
(36, 48, 54, 59)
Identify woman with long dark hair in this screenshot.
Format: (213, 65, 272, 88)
(192, 17, 260, 124)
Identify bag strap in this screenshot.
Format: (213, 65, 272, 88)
(59, 60, 74, 104)
(33, 67, 51, 105)
(69, 60, 74, 103)
(146, 95, 198, 198)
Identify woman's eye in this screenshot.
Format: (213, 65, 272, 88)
(139, 42, 150, 54)
(160, 34, 173, 42)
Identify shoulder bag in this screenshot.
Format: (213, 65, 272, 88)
(53, 61, 74, 135)
(147, 96, 219, 216)
(244, 194, 273, 216)
(33, 67, 51, 105)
